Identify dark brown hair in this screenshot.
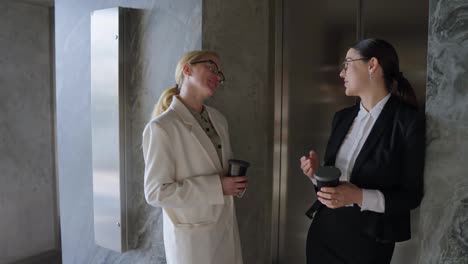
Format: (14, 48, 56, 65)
(352, 39, 418, 108)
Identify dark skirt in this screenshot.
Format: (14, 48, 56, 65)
(306, 206, 395, 264)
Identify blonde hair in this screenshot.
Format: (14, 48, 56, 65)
(152, 50, 220, 118)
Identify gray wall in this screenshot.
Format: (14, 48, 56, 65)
(418, 0, 468, 263)
(202, 0, 274, 263)
(55, 0, 201, 263)
(0, 2, 57, 263)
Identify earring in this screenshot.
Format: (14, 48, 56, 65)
(369, 72, 373, 81)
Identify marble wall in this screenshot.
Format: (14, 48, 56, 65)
(55, 0, 201, 263)
(0, 2, 58, 263)
(418, 0, 468, 263)
(202, 0, 274, 263)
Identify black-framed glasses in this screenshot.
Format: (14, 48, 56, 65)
(341, 58, 369, 72)
(190, 60, 226, 84)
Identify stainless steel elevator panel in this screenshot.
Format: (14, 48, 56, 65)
(90, 7, 141, 253)
(277, 1, 359, 263)
(362, 0, 428, 109)
(273, 1, 428, 263)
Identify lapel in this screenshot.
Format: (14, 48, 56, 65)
(170, 97, 223, 173)
(325, 106, 359, 166)
(205, 106, 229, 171)
(350, 96, 398, 181)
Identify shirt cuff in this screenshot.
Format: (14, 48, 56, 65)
(310, 174, 317, 186)
(360, 189, 385, 213)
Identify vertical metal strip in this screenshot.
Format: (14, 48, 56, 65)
(355, 0, 364, 107)
(120, 7, 129, 252)
(49, 5, 61, 253)
(277, 0, 289, 259)
(357, 0, 364, 41)
(271, 0, 284, 262)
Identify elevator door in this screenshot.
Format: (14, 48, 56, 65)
(274, 1, 428, 263)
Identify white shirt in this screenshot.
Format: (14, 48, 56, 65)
(314, 93, 391, 213)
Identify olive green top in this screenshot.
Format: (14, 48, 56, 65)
(188, 106, 223, 163)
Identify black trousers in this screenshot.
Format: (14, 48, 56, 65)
(306, 206, 395, 264)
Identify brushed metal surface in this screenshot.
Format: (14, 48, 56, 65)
(277, 2, 358, 263)
(90, 7, 129, 253)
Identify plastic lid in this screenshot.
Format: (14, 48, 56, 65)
(228, 159, 250, 167)
(314, 166, 341, 182)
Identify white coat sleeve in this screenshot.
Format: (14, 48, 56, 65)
(142, 122, 224, 208)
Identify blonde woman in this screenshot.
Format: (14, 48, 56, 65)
(142, 51, 246, 264)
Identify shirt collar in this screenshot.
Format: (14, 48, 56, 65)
(184, 101, 212, 124)
(357, 93, 391, 120)
(188, 105, 207, 118)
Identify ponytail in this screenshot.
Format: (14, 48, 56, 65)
(152, 85, 179, 118)
(351, 39, 419, 109)
(393, 72, 418, 109)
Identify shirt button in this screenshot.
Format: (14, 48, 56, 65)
(218, 145, 222, 149)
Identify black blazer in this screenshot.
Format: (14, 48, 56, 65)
(315, 95, 425, 242)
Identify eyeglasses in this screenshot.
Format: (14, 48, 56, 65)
(341, 58, 369, 72)
(190, 60, 226, 84)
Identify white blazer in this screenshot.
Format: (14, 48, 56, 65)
(142, 96, 243, 264)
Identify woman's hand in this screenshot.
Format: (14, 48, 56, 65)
(220, 176, 248, 196)
(300, 150, 320, 178)
(317, 182, 363, 209)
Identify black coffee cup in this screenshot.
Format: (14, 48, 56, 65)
(228, 159, 250, 198)
(227, 159, 250, 177)
(305, 166, 341, 219)
(315, 166, 341, 190)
